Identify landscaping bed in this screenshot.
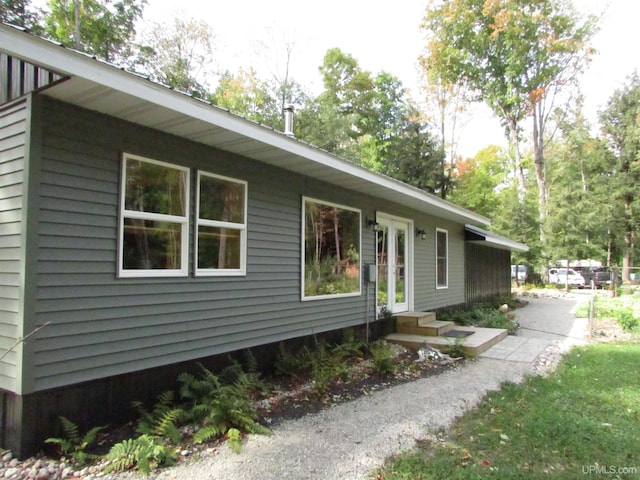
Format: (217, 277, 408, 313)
(0, 340, 463, 480)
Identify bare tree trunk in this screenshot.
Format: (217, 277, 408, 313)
(439, 88, 447, 199)
(532, 105, 548, 250)
(623, 195, 633, 282)
(73, 0, 81, 50)
(333, 208, 341, 273)
(507, 119, 526, 202)
(279, 44, 293, 112)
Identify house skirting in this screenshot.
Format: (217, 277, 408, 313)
(1, 359, 188, 458)
(0, 322, 395, 458)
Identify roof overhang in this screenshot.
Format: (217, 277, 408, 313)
(0, 24, 489, 226)
(465, 224, 529, 252)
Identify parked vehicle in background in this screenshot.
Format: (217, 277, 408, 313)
(575, 267, 620, 289)
(511, 264, 527, 281)
(548, 268, 585, 288)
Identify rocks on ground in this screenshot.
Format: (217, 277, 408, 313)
(0, 450, 109, 480)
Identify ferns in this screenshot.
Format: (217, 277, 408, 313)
(192, 425, 223, 444)
(134, 391, 187, 445)
(226, 428, 243, 454)
(106, 357, 272, 474)
(103, 435, 177, 475)
(180, 363, 271, 445)
(49, 354, 271, 474)
(45, 416, 104, 465)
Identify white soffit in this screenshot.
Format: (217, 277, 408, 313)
(1, 24, 489, 226)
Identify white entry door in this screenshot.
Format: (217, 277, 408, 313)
(376, 216, 411, 313)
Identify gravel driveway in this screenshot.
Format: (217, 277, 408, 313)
(114, 292, 590, 480)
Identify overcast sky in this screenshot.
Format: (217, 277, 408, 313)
(139, 0, 640, 157)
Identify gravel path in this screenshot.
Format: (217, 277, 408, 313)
(141, 359, 531, 480)
(108, 293, 588, 480)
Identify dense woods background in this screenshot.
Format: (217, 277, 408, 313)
(3, 0, 639, 280)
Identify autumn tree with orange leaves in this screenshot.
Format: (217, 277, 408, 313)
(421, 0, 596, 250)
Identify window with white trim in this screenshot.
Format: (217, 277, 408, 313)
(436, 228, 448, 288)
(196, 171, 247, 275)
(119, 154, 189, 277)
(302, 197, 361, 299)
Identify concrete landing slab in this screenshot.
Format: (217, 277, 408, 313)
(481, 336, 551, 363)
(386, 326, 508, 358)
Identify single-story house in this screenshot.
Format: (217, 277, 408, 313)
(0, 24, 527, 457)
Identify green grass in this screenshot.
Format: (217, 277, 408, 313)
(575, 293, 640, 332)
(377, 343, 640, 479)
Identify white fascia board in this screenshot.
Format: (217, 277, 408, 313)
(1, 25, 489, 226)
(278, 140, 490, 225)
(0, 26, 267, 138)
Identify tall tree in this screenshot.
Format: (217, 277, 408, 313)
(385, 106, 446, 194)
(417, 58, 472, 199)
(550, 98, 617, 263)
(295, 48, 446, 192)
(252, 28, 302, 122)
(359, 72, 409, 172)
(296, 48, 374, 159)
(136, 17, 216, 98)
(421, 0, 597, 250)
(45, 0, 145, 63)
(600, 73, 640, 281)
(448, 145, 507, 219)
(211, 68, 280, 126)
(544, 145, 600, 284)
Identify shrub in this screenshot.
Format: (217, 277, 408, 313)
(455, 306, 518, 334)
(369, 340, 396, 375)
(275, 337, 369, 395)
(274, 342, 308, 378)
(455, 309, 480, 326)
(308, 343, 352, 395)
(446, 338, 466, 359)
(615, 308, 639, 332)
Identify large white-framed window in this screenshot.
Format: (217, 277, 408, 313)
(302, 197, 361, 300)
(436, 228, 448, 289)
(119, 153, 190, 277)
(195, 171, 247, 276)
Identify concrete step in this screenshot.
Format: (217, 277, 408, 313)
(394, 311, 437, 326)
(396, 319, 456, 336)
(385, 327, 509, 358)
(394, 311, 456, 336)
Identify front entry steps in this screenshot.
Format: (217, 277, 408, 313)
(386, 311, 508, 358)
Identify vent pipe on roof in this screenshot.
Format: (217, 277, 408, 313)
(283, 105, 295, 137)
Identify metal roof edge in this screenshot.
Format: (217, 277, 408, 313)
(1, 24, 489, 226)
(465, 224, 529, 252)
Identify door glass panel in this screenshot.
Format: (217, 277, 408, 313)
(377, 225, 389, 307)
(395, 227, 406, 304)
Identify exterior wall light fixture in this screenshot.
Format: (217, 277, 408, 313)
(367, 219, 380, 231)
(416, 228, 427, 240)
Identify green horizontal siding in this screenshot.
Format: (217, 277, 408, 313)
(28, 99, 373, 391)
(0, 99, 27, 392)
(29, 98, 470, 392)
